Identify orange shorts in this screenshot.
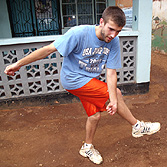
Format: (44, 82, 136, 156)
(66, 78, 109, 117)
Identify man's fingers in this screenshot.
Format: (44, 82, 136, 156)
(4, 69, 15, 76)
(106, 107, 117, 115)
(107, 108, 114, 115)
(109, 111, 115, 115)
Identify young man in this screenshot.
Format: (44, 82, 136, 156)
(4, 6, 160, 165)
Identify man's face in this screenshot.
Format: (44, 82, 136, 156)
(100, 18, 123, 43)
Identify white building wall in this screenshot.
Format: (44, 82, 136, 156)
(152, 0, 167, 21)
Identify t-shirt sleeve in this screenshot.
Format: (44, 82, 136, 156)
(53, 28, 78, 57)
(106, 36, 122, 69)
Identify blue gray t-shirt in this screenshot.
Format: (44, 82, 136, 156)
(53, 25, 121, 90)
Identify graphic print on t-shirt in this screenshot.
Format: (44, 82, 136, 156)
(79, 47, 110, 73)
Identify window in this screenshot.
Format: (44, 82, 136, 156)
(34, 0, 60, 36)
(7, 0, 60, 37)
(61, 0, 107, 28)
(7, 0, 107, 37)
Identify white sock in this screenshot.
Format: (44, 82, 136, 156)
(133, 120, 141, 130)
(84, 143, 92, 149)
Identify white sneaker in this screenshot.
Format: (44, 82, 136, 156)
(132, 121, 160, 138)
(79, 144, 103, 164)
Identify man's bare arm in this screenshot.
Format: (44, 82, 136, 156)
(4, 43, 57, 76)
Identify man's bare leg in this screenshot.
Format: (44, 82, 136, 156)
(116, 88, 137, 125)
(79, 112, 103, 165)
(85, 112, 101, 144)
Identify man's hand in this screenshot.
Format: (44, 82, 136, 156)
(106, 102, 117, 115)
(4, 62, 21, 76)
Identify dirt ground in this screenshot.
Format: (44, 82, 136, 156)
(0, 51, 167, 167)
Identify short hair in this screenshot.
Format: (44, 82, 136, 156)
(102, 6, 126, 27)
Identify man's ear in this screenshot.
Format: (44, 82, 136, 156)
(99, 18, 104, 26)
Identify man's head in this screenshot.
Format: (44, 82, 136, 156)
(102, 6, 126, 27)
(98, 6, 126, 43)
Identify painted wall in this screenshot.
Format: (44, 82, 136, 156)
(0, 0, 12, 39)
(152, 0, 167, 53)
(116, 0, 167, 54)
(116, 0, 133, 8)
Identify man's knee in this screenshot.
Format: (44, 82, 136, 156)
(89, 112, 101, 122)
(116, 88, 123, 97)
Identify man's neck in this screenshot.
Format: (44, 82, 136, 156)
(95, 25, 103, 41)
